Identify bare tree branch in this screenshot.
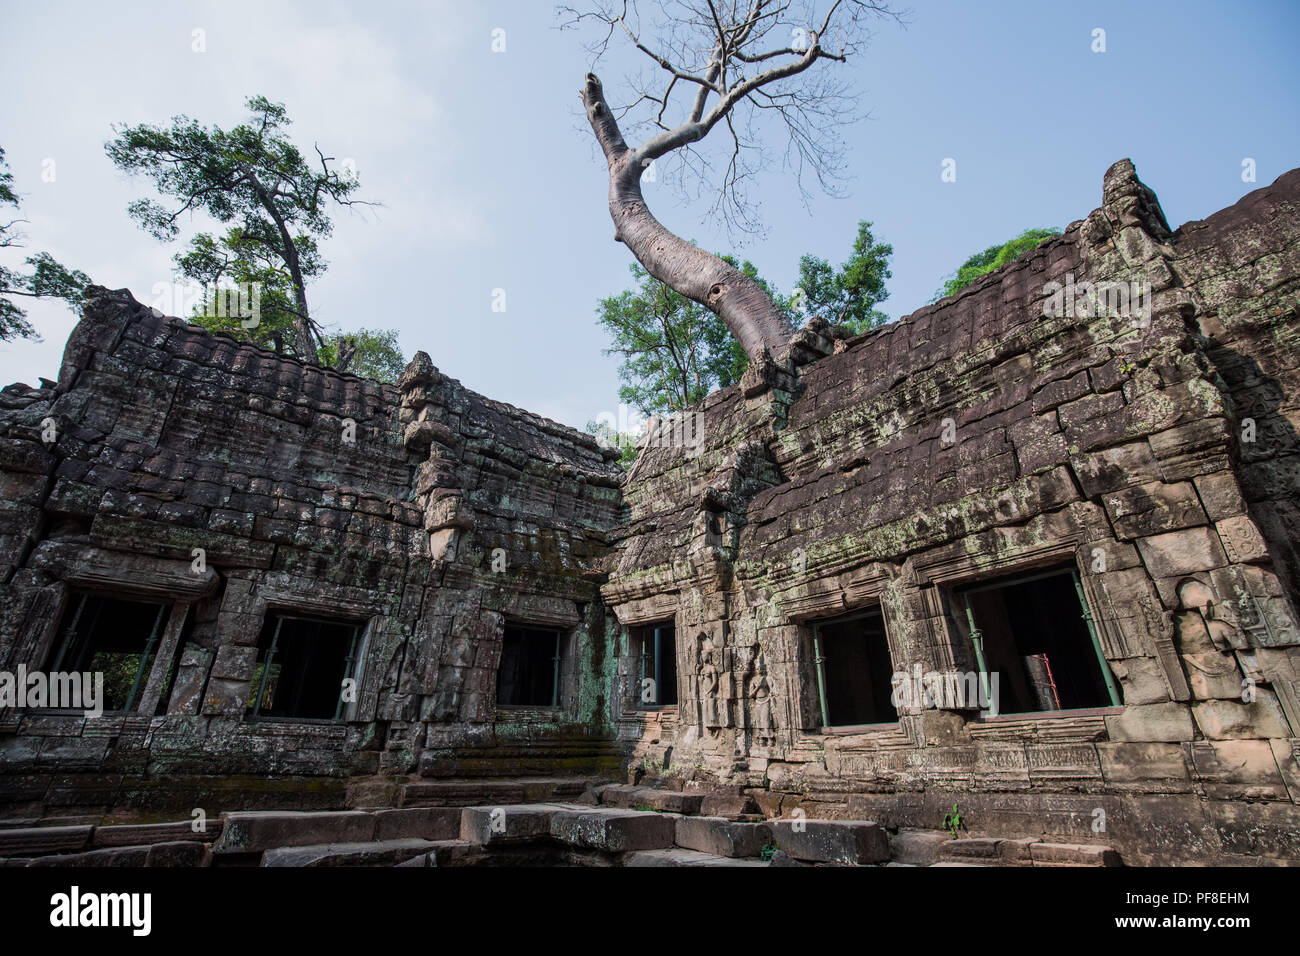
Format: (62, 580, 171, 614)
(566, 0, 906, 362)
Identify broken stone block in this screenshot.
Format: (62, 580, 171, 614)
(770, 819, 888, 865)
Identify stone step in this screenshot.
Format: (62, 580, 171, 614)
(934, 837, 1121, 866)
(1029, 842, 1122, 867)
(93, 819, 226, 848)
(19, 841, 211, 867)
(938, 837, 1036, 865)
(593, 784, 705, 814)
(771, 820, 889, 865)
(624, 848, 769, 867)
(213, 807, 460, 854)
(459, 803, 573, 845)
(674, 816, 772, 858)
(889, 829, 953, 865)
(0, 824, 93, 856)
(550, 807, 678, 853)
(262, 838, 438, 867)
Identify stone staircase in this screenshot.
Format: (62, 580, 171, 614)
(0, 780, 1124, 867)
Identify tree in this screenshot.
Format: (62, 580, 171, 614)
(599, 254, 794, 415)
(106, 95, 378, 370)
(0, 146, 91, 341)
(793, 219, 891, 333)
(934, 227, 1061, 301)
(565, 1, 903, 365)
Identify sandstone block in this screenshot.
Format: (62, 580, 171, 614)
(213, 811, 376, 854)
(889, 829, 952, 865)
(461, 804, 561, 845)
(1104, 702, 1194, 741)
(674, 816, 771, 858)
(1136, 526, 1227, 578)
(771, 819, 888, 865)
(550, 808, 676, 852)
(1029, 842, 1121, 866)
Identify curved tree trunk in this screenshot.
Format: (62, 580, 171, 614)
(582, 74, 792, 364)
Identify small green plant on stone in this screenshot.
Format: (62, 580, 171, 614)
(759, 842, 777, 861)
(943, 803, 964, 839)
(1117, 356, 1138, 376)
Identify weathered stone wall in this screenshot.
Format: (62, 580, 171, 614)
(601, 160, 1300, 864)
(0, 290, 623, 815)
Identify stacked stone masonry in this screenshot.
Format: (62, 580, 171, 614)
(1, 159, 1298, 865)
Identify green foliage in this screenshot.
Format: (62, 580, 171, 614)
(316, 328, 405, 384)
(934, 227, 1061, 301)
(759, 841, 777, 862)
(0, 146, 91, 341)
(106, 96, 381, 370)
(943, 802, 964, 839)
(793, 220, 893, 333)
(584, 418, 640, 468)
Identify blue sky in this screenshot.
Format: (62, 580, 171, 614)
(2, 0, 1298, 429)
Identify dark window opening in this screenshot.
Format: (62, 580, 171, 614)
(497, 625, 563, 707)
(46, 592, 171, 713)
(813, 610, 898, 726)
(957, 565, 1121, 716)
(247, 612, 363, 720)
(632, 623, 677, 707)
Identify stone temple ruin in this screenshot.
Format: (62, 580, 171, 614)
(1, 160, 1298, 866)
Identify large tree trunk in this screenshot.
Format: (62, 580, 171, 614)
(582, 74, 792, 364)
